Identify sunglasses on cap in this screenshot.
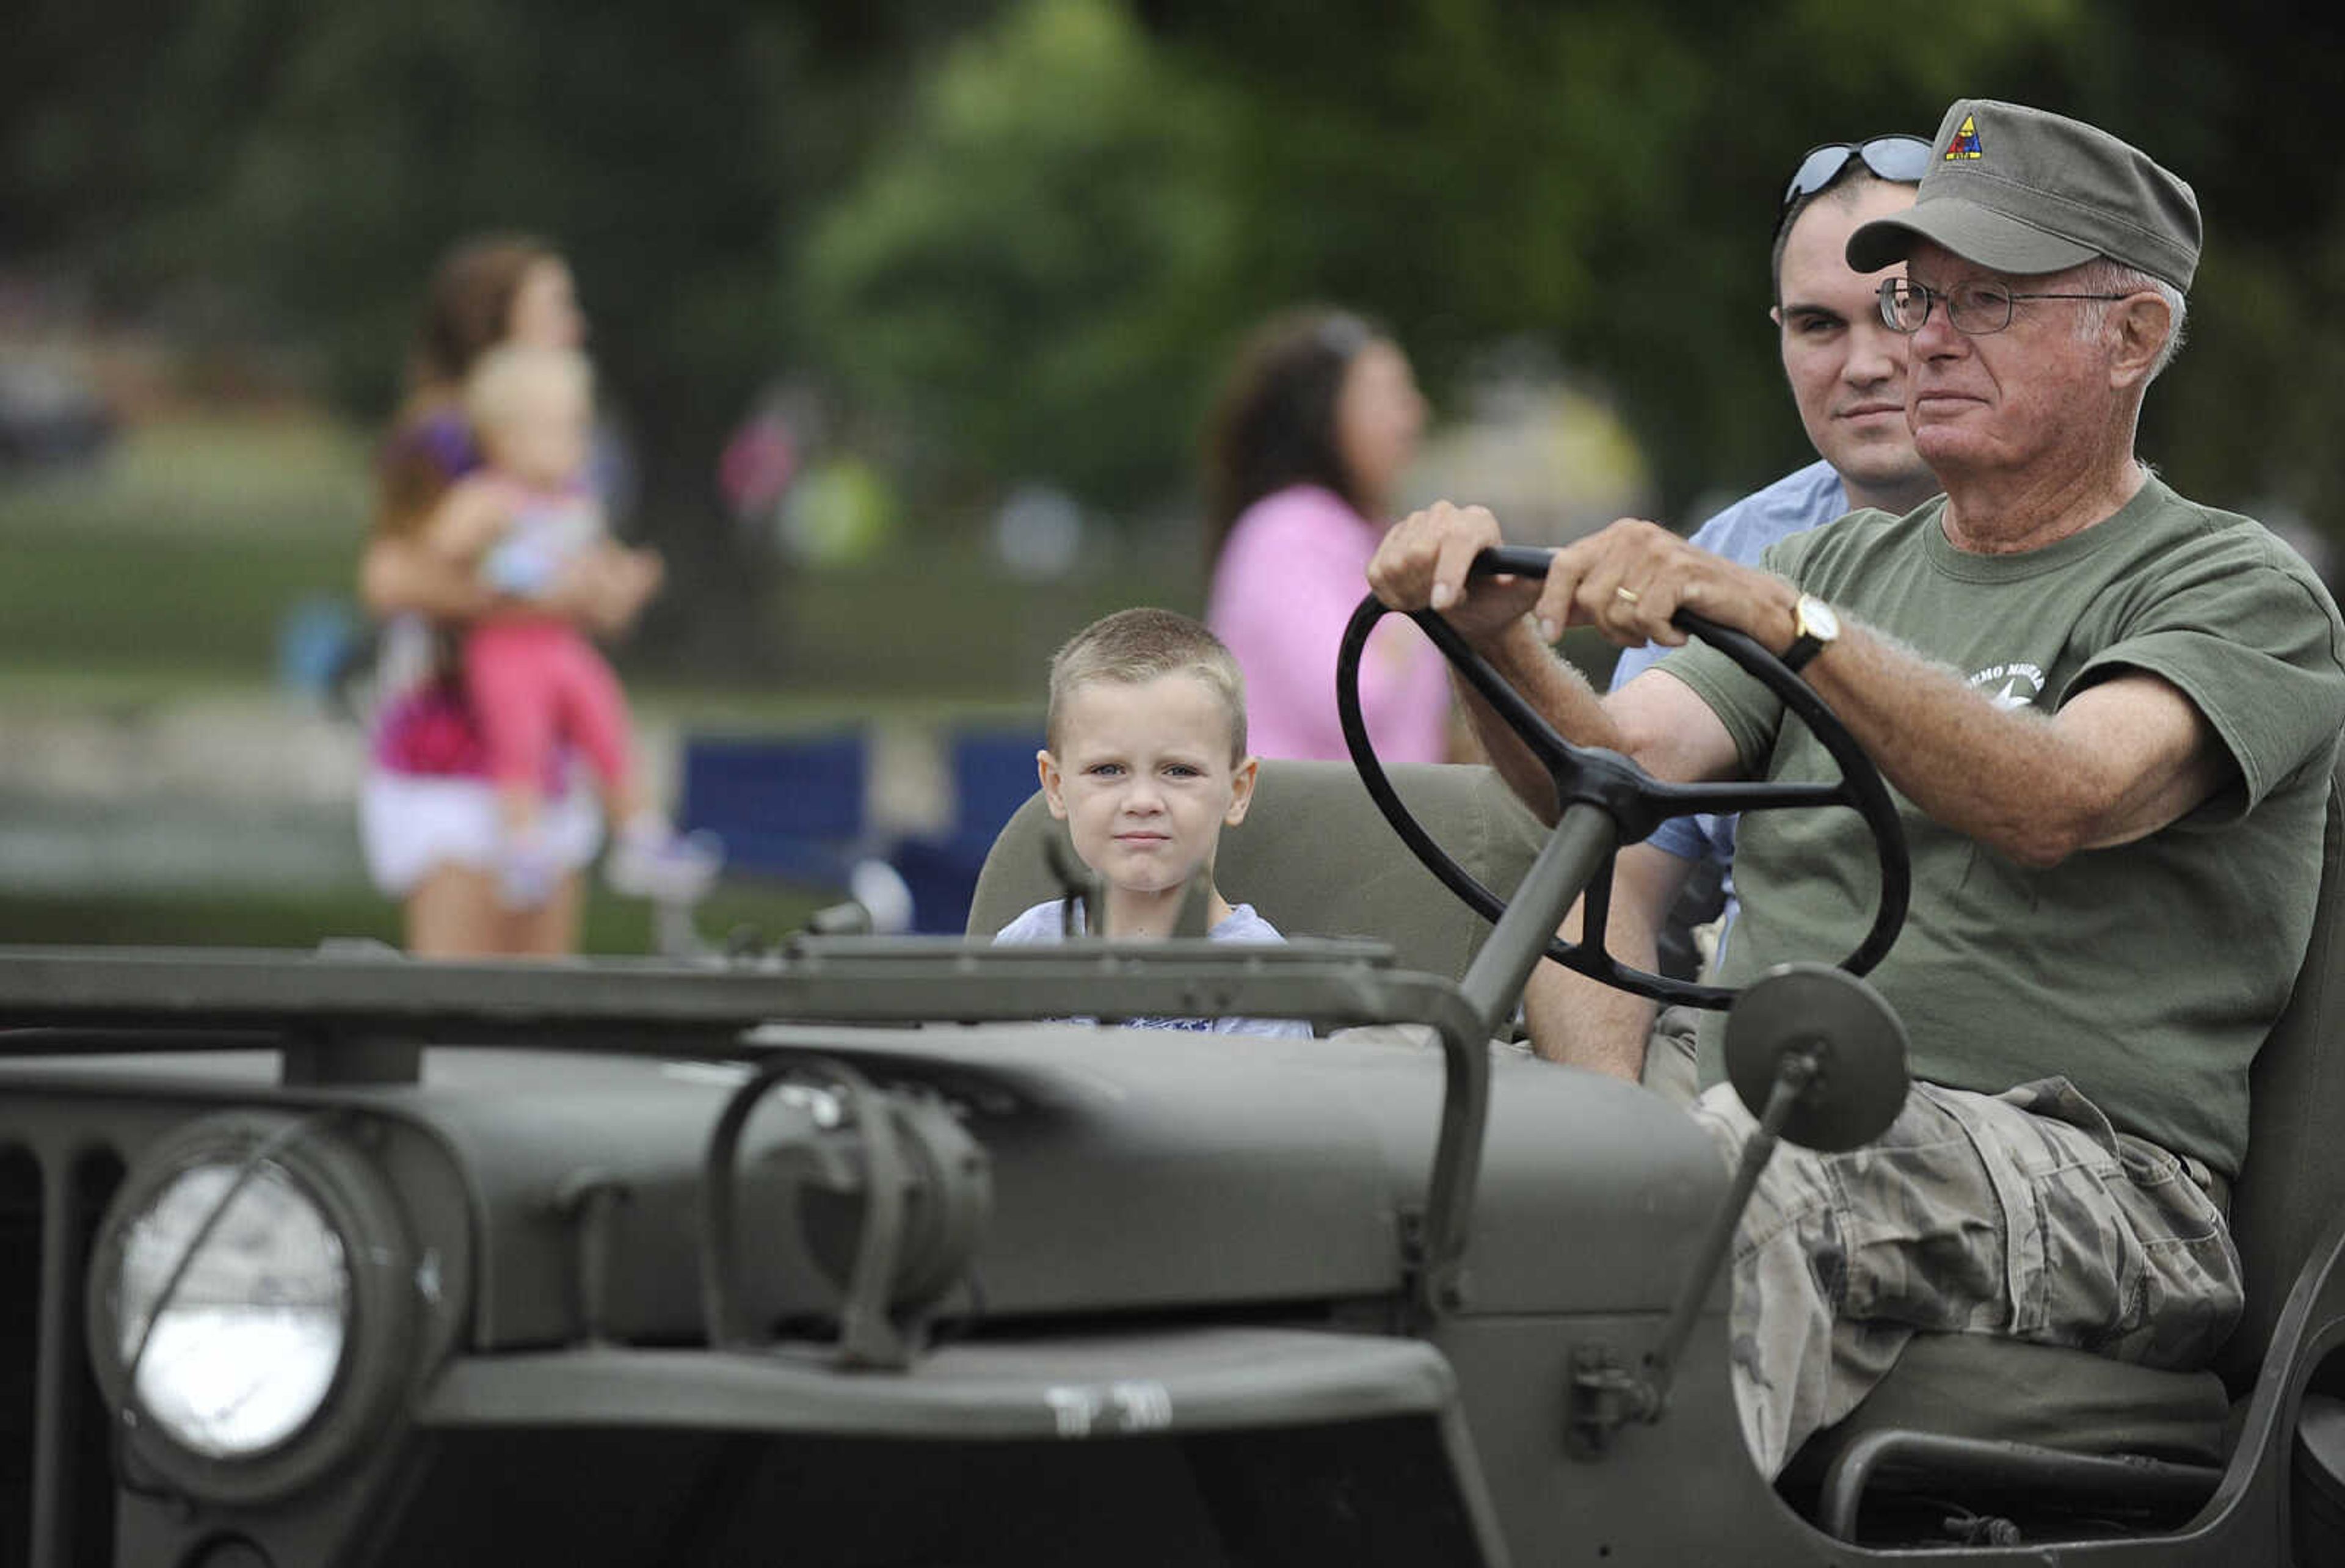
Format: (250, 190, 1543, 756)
(1774, 135, 1933, 236)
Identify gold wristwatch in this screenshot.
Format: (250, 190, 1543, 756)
(1782, 593, 1840, 674)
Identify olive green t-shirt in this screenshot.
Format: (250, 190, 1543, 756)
(1658, 475, 2345, 1176)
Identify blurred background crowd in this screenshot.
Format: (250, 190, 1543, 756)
(2, 0, 2338, 952)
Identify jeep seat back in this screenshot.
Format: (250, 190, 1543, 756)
(2218, 747, 2345, 1392)
(967, 758, 1546, 988)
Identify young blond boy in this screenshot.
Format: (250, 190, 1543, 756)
(993, 608, 1309, 1037)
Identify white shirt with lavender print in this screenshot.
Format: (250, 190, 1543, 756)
(992, 899, 1312, 1039)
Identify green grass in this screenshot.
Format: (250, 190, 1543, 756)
(0, 531, 359, 677)
(0, 414, 374, 540)
(627, 680, 1039, 733)
(773, 548, 1190, 697)
(0, 413, 371, 684)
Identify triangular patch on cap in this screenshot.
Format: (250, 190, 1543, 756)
(1944, 114, 1984, 161)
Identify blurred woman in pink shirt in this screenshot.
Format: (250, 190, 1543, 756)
(1202, 310, 1453, 764)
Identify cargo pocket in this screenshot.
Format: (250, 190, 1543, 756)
(2104, 1134, 2242, 1367)
(1973, 1077, 2240, 1367)
(1830, 1089, 2011, 1335)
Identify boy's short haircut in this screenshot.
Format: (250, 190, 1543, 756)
(464, 343, 592, 435)
(1045, 608, 1249, 761)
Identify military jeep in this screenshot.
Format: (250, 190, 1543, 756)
(3, 593, 2344, 1566)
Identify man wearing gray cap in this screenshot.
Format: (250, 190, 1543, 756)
(1533, 131, 1941, 1093)
(1367, 100, 2345, 1475)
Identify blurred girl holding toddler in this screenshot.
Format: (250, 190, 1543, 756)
(426, 343, 720, 907)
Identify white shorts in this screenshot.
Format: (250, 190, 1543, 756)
(358, 769, 603, 898)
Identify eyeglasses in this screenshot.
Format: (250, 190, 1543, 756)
(1877, 278, 2132, 336)
(1775, 136, 1933, 236)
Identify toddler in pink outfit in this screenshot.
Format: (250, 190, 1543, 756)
(429, 344, 719, 907)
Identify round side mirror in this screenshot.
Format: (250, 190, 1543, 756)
(1724, 963, 1910, 1152)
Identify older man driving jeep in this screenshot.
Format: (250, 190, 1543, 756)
(1369, 99, 2345, 1476)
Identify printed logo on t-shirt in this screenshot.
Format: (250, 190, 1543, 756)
(1967, 660, 2045, 710)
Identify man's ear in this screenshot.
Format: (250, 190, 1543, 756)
(1038, 750, 1070, 821)
(1224, 755, 1260, 827)
(2107, 292, 2175, 389)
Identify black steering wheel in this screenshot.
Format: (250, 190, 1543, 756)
(1339, 545, 1910, 1009)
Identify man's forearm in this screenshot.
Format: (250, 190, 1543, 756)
(1521, 841, 1687, 1078)
(1805, 624, 2217, 867)
(1460, 620, 1627, 824)
(1524, 920, 1656, 1080)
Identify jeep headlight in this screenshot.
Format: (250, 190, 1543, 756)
(90, 1111, 419, 1503)
(116, 1160, 351, 1458)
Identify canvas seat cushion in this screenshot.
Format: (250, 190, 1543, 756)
(1780, 1332, 2231, 1487)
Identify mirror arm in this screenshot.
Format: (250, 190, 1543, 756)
(1458, 803, 1618, 1037)
(1638, 1046, 1818, 1418)
(1569, 1045, 1819, 1447)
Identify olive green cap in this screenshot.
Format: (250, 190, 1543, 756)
(1845, 100, 2200, 290)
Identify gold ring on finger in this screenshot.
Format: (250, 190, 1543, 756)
(1614, 586, 1641, 606)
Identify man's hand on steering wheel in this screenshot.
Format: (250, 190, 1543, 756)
(1367, 501, 1542, 641)
(1370, 504, 1805, 664)
(1540, 518, 1806, 658)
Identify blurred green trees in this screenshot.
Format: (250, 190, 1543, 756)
(1128, 0, 2090, 517)
(810, 0, 2345, 535)
(7, 0, 2344, 672)
(805, 0, 1238, 509)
